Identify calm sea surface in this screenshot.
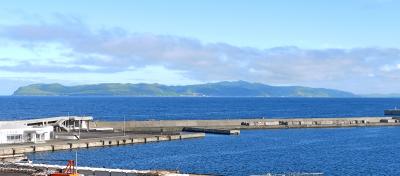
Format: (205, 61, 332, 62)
(1, 97, 399, 175)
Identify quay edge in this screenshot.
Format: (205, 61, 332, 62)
(91, 116, 400, 132)
(0, 133, 205, 158)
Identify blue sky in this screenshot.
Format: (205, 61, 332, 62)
(0, 0, 400, 95)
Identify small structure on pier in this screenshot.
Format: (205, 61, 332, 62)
(22, 116, 93, 132)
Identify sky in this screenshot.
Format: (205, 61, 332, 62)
(0, 0, 400, 95)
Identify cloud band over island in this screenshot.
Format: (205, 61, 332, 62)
(0, 16, 400, 94)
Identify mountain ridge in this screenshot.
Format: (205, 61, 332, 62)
(12, 81, 356, 97)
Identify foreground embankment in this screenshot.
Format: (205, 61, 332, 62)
(0, 162, 209, 176)
(91, 116, 400, 132)
(0, 162, 208, 176)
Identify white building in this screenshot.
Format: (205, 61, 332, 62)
(0, 123, 53, 144)
(0, 116, 93, 144)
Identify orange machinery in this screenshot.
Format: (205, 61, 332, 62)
(50, 160, 79, 176)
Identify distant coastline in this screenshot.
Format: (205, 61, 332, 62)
(12, 81, 356, 97)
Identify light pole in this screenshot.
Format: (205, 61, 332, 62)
(123, 115, 126, 136)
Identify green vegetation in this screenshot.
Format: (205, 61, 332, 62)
(13, 81, 355, 97)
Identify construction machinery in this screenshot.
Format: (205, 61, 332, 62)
(50, 160, 79, 176)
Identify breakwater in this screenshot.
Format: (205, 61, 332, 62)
(0, 133, 205, 158)
(91, 116, 400, 131)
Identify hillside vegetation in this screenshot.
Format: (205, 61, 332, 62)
(13, 81, 356, 97)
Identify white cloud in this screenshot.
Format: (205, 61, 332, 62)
(1, 17, 400, 94)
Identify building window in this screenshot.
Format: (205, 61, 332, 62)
(7, 134, 22, 142)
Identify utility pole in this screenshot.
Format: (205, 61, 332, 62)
(75, 150, 78, 174)
(123, 115, 126, 136)
(78, 120, 81, 139)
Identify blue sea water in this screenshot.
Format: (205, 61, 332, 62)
(1, 97, 400, 175)
(0, 96, 399, 120)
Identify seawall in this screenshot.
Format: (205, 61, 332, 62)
(0, 133, 205, 158)
(91, 117, 400, 131)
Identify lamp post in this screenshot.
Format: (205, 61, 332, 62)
(123, 115, 126, 136)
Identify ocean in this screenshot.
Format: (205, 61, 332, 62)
(1, 97, 399, 175)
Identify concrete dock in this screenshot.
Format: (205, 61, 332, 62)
(91, 116, 400, 132)
(0, 132, 205, 158)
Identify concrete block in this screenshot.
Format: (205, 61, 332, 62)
(147, 137, 158, 142)
(13, 148, 27, 154)
(131, 138, 145, 144)
(300, 121, 313, 125)
(169, 135, 180, 140)
(34, 145, 53, 152)
(0, 149, 14, 155)
(117, 140, 125, 145)
(380, 119, 397, 123)
(108, 140, 118, 146)
(320, 121, 334, 125)
(264, 121, 280, 126)
(88, 141, 103, 147)
(124, 139, 132, 144)
(53, 144, 70, 151)
(71, 143, 87, 149)
(158, 136, 169, 141)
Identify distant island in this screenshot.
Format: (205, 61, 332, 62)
(12, 81, 356, 97)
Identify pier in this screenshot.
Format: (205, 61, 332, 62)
(91, 116, 400, 132)
(0, 132, 205, 159)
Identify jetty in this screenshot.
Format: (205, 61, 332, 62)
(0, 132, 205, 160)
(91, 116, 400, 132)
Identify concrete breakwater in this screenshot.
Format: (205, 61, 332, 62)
(91, 117, 400, 131)
(0, 133, 205, 158)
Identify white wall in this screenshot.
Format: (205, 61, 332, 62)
(0, 126, 53, 144)
(0, 128, 27, 144)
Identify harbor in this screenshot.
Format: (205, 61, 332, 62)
(1, 115, 400, 157)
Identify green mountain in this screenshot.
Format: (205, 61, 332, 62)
(12, 81, 356, 97)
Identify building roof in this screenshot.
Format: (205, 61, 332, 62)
(0, 116, 93, 129)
